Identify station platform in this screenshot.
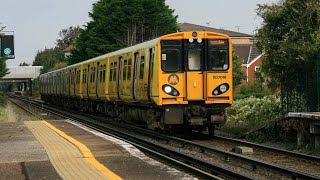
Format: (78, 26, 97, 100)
(285, 112, 320, 148)
(0, 120, 197, 180)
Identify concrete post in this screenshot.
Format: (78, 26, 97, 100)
(297, 132, 305, 147)
(28, 78, 32, 97)
(315, 136, 320, 149)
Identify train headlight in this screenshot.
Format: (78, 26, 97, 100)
(220, 85, 227, 92)
(162, 84, 180, 96)
(212, 83, 230, 96)
(164, 86, 172, 93)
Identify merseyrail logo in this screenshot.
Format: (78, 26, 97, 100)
(168, 73, 179, 85)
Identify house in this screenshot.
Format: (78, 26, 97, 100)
(63, 44, 76, 57)
(179, 22, 263, 83)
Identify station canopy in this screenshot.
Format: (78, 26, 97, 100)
(1, 66, 42, 82)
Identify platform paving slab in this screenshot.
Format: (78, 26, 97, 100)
(0, 121, 59, 179)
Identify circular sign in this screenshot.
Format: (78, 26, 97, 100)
(168, 73, 179, 85)
(4, 48, 11, 55)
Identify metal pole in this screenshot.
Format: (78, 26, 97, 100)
(29, 78, 33, 97)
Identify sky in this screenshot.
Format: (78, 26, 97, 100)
(0, 0, 278, 67)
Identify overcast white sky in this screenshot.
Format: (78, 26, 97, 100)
(0, 0, 278, 67)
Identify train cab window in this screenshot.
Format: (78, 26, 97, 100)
(208, 39, 229, 71)
(123, 60, 127, 80)
(161, 40, 183, 72)
(140, 56, 145, 79)
(127, 58, 132, 80)
(113, 62, 117, 81)
(109, 63, 113, 82)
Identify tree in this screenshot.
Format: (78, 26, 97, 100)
(0, 59, 8, 78)
(32, 47, 65, 74)
(256, 0, 320, 87)
(49, 62, 67, 71)
(0, 23, 8, 78)
(0, 23, 5, 33)
(56, 26, 81, 50)
(68, 0, 178, 65)
(232, 51, 246, 88)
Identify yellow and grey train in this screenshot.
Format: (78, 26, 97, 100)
(40, 31, 233, 135)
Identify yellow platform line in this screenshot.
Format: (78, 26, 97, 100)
(25, 121, 122, 180)
(42, 121, 122, 180)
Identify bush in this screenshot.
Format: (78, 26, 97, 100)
(222, 94, 281, 136)
(234, 81, 274, 100)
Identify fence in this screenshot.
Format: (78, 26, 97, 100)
(281, 55, 320, 113)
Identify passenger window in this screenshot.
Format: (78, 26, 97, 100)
(113, 62, 117, 81)
(123, 60, 127, 80)
(103, 65, 106, 82)
(89, 68, 92, 83)
(109, 63, 113, 82)
(83, 70, 85, 83)
(127, 58, 132, 80)
(93, 67, 96, 82)
(99, 65, 102, 82)
(140, 56, 145, 79)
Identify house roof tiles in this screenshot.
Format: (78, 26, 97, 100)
(179, 22, 252, 37)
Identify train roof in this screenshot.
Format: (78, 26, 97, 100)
(40, 37, 160, 77)
(40, 31, 231, 77)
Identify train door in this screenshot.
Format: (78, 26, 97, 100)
(147, 48, 154, 101)
(74, 69, 76, 96)
(186, 41, 204, 100)
(133, 52, 139, 101)
(96, 62, 100, 98)
(87, 65, 90, 97)
(68, 71, 71, 96)
(121, 59, 127, 99)
(117, 57, 123, 99)
(137, 55, 146, 100)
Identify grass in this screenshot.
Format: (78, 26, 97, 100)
(0, 103, 18, 123)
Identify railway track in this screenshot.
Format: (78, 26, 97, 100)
(6, 93, 320, 179)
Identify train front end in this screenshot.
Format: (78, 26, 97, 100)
(157, 31, 233, 134)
